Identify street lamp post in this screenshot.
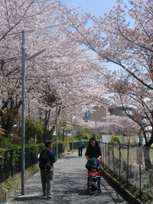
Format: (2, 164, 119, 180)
(56, 98, 58, 160)
(21, 30, 46, 195)
(95, 120, 97, 141)
(71, 116, 75, 154)
(21, 30, 25, 195)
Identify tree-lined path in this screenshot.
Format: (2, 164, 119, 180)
(9, 151, 127, 204)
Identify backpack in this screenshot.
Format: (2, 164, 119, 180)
(39, 149, 51, 171)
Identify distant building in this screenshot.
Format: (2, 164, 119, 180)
(89, 106, 108, 122)
(89, 106, 151, 143)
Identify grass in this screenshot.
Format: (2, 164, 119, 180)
(102, 144, 153, 203)
(112, 144, 153, 165)
(101, 162, 153, 204)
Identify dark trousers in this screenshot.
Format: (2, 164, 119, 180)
(40, 168, 54, 195)
(78, 148, 83, 156)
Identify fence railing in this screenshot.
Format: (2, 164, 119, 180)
(69, 141, 89, 151)
(0, 145, 44, 183)
(100, 142, 153, 198)
(0, 142, 66, 184)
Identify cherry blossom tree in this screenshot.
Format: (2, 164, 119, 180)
(104, 71, 153, 170)
(104, 68, 153, 147)
(60, 0, 153, 89)
(55, 0, 153, 172)
(0, 0, 106, 140)
(79, 115, 139, 136)
(58, 0, 153, 145)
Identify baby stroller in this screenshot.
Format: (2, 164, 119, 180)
(86, 158, 101, 195)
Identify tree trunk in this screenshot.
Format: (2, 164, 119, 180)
(62, 129, 65, 141)
(43, 110, 51, 142)
(145, 136, 153, 147)
(46, 125, 55, 140)
(143, 130, 153, 171)
(143, 146, 152, 171)
(1, 108, 19, 139)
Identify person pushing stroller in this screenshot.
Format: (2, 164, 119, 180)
(85, 138, 102, 194)
(85, 137, 101, 169)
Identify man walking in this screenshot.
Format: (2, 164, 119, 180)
(77, 138, 84, 157)
(39, 140, 56, 199)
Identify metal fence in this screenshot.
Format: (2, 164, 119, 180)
(100, 142, 153, 198)
(0, 145, 44, 184)
(0, 143, 66, 184)
(69, 141, 89, 151)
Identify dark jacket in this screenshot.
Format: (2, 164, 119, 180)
(78, 140, 84, 149)
(39, 147, 56, 167)
(85, 141, 101, 159)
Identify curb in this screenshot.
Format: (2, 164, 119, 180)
(0, 165, 39, 202)
(100, 166, 143, 204)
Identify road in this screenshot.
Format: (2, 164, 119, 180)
(8, 151, 127, 204)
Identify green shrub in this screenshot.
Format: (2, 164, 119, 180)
(0, 137, 21, 148)
(84, 128, 93, 137)
(0, 137, 9, 148)
(76, 127, 85, 139)
(83, 133, 90, 140)
(25, 117, 43, 143)
(43, 129, 54, 142)
(111, 135, 121, 144)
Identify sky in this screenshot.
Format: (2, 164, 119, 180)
(63, 0, 124, 71)
(64, 0, 118, 17)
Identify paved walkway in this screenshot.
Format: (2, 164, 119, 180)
(8, 151, 127, 204)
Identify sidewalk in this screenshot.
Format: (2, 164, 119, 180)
(8, 151, 127, 204)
